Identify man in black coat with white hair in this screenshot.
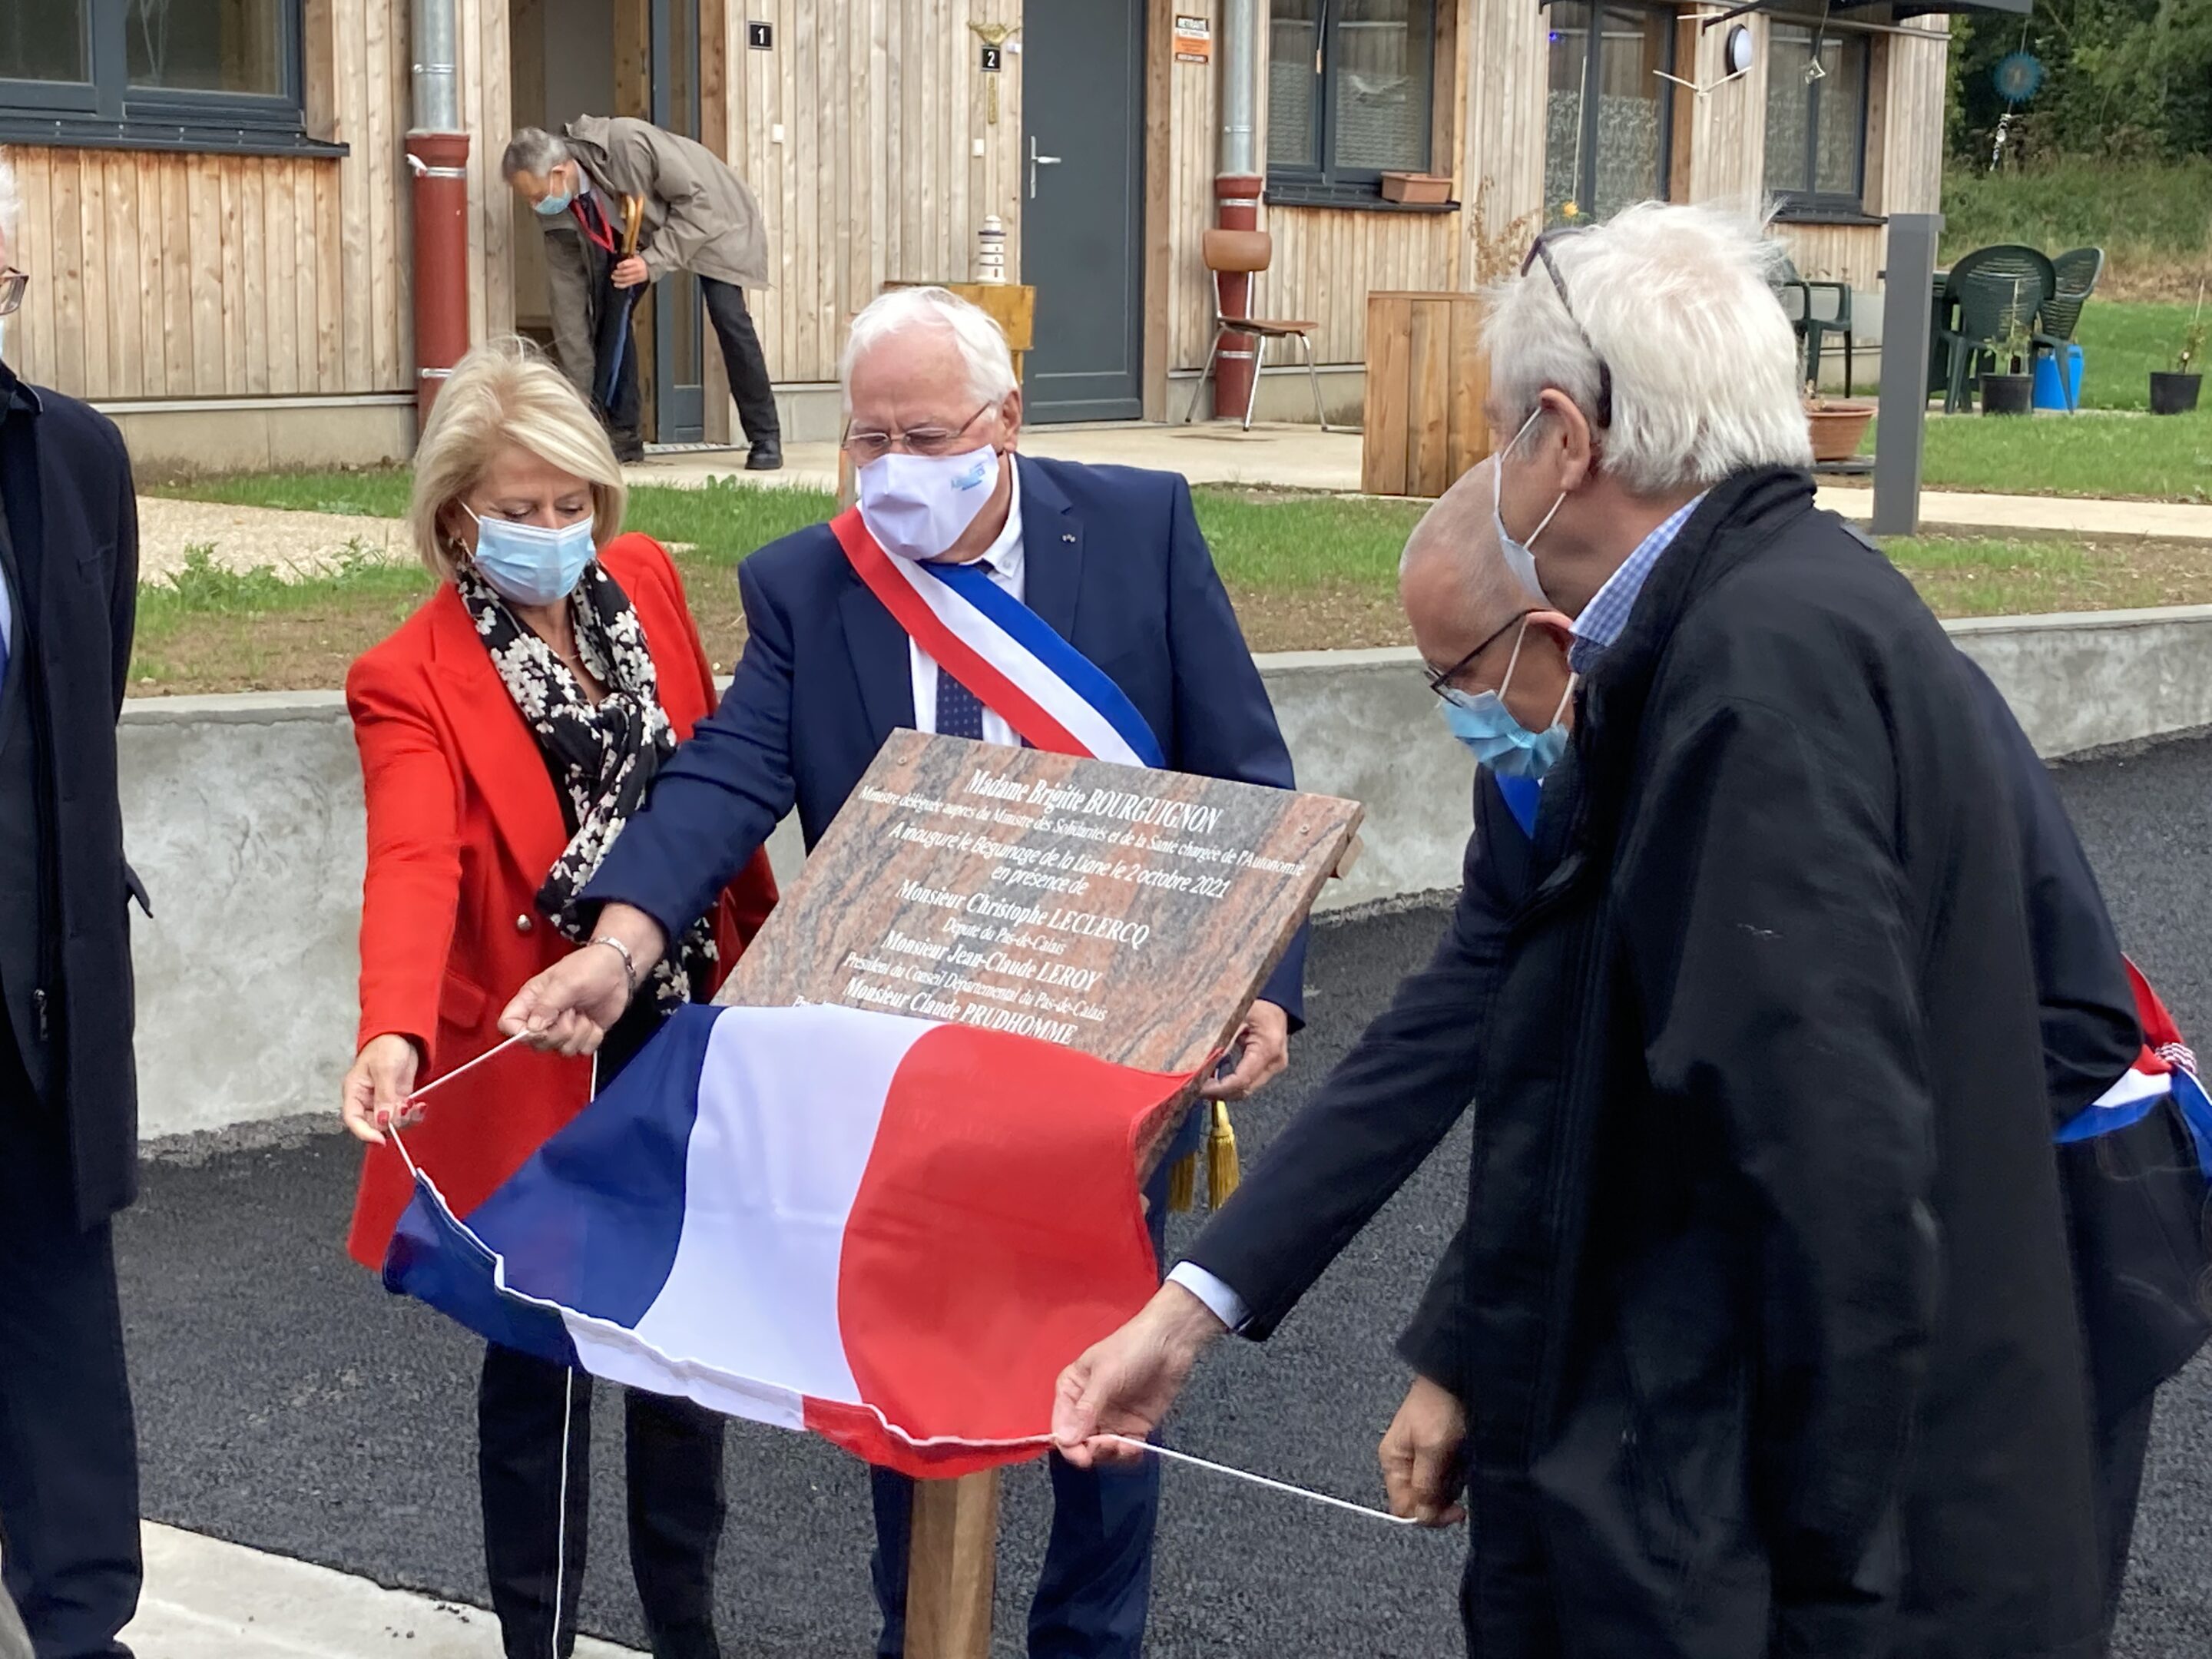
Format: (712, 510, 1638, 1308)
(1058, 204, 2114, 1659)
(0, 153, 147, 1659)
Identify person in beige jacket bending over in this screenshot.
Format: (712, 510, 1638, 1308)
(504, 117, 781, 471)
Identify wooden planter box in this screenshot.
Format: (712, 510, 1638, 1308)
(1363, 291, 1491, 498)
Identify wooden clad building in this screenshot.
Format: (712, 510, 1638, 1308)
(0, 1, 1947, 471)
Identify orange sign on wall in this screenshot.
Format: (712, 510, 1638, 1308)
(1173, 15, 1211, 64)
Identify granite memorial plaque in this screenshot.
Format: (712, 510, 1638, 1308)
(717, 730, 1362, 1161)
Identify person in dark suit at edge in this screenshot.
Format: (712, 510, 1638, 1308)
(0, 150, 150, 1659)
(1058, 205, 2197, 1658)
(495, 284, 1307, 1659)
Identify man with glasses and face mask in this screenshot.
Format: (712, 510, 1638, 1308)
(498, 284, 1306, 1659)
(1056, 202, 2122, 1659)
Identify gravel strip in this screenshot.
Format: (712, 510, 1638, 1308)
(138, 498, 412, 586)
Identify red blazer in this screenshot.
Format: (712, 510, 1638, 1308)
(343, 533, 777, 1267)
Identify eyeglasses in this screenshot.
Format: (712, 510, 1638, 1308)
(1425, 610, 1532, 699)
(1520, 230, 1613, 430)
(842, 402, 993, 465)
(0, 268, 26, 318)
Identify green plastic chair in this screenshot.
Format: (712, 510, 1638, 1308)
(2033, 247, 2104, 411)
(1773, 255, 1856, 395)
(1938, 245, 2056, 413)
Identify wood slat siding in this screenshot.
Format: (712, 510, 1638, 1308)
(1459, 0, 1545, 277)
(6, 0, 516, 403)
(3, 0, 1947, 410)
(717, 0, 1022, 386)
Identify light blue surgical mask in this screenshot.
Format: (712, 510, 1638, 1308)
(1436, 618, 1575, 780)
(532, 169, 577, 217)
(465, 506, 597, 608)
(1494, 407, 1565, 603)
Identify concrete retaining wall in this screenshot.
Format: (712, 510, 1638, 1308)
(119, 608, 2212, 1138)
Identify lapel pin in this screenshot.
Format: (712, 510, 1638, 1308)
(1062, 533, 1075, 543)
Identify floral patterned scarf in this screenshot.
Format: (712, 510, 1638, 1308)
(456, 559, 717, 1015)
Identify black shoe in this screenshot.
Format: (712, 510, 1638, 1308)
(743, 442, 783, 472)
(612, 433, 646, 464)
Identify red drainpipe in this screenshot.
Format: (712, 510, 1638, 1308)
(1211, 174, 1263, 420)
(406, 132, 472, 420)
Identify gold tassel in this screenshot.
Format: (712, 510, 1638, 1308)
(1207, 1100, 1241, 1208)
(1167, 1147, 1197, 1212)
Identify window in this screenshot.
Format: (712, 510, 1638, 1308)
(1544, 2, 1676, 225)
(1268, 0, 1439, 201)
(1, 0, 319, 154)
(1763, 23, 1869, 212)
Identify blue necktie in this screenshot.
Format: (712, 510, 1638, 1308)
(935, 671, 985, 740)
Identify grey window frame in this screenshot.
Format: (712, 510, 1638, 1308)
(1266, 0, 1440, 204)
(0, 0, 336, 157)
(1545, 0, 1678, 224)
(1763, 22, 1871, 214)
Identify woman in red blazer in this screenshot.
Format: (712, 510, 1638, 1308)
(337, 339, 775, 1659)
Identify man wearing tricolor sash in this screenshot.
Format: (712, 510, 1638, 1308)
(502, 285, 1305, 1658)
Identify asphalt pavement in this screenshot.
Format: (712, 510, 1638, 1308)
(118, 731, 2212, 1657)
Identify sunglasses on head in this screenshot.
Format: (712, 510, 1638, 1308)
(1520, 230, 1613, 431)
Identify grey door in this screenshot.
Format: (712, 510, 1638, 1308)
(649, 0, 706, 442)
(1021, 0, 1146, 423)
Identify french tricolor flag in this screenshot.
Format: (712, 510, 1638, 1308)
(2058, 959, 2212, 1176)
(383, 1003, 1194, 1478)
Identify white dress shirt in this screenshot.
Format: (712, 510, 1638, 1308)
(909, 462, 1026, 745)
(1167, 1259, 1249, 1330)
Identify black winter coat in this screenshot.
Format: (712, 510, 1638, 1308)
(0, 364, 143, 1227)
(1447, 469, 2103, 1659)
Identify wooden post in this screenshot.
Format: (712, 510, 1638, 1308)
(905, 1469, 1002, 1659)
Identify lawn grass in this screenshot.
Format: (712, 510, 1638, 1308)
(130, 469, 2212, 693)
(1865, 406, 2212, 502)
(2068, 300, 2206, 411)
(1881, 533, 2200, 617)
(1939, 159, 2212, 301)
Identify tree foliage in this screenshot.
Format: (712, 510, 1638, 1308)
(1949, 0, 2212, 166)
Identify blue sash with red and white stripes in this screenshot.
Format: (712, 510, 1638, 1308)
(2057, 957, 2212, 1176)
(830, 508, 1165, 769)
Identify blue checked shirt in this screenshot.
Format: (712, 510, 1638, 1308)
(1567, 495, 1707, 674)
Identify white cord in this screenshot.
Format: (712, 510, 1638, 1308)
(1098, 1435, 1421, 1527)
(409, 1031, 531, 1102)
(551, 1365, 575, 1659)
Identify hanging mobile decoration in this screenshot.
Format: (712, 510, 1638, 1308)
(1988, 50, 2045, 172)
(1992, 51, 2047, 105)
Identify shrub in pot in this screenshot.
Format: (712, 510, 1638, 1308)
(1980, 370, 2035, 415)
(2150, 320, 2203, 416)
(1979, 316, 2035, 416)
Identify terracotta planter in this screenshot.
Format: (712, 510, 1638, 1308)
(1979, 373, 2034, 416)
(1803, 399, 1874, 462)
(1380, 172, 1453, 205)
(2150, 372, 2202, 416)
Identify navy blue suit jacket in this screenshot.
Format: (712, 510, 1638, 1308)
(584, 453, 1307, 1022)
